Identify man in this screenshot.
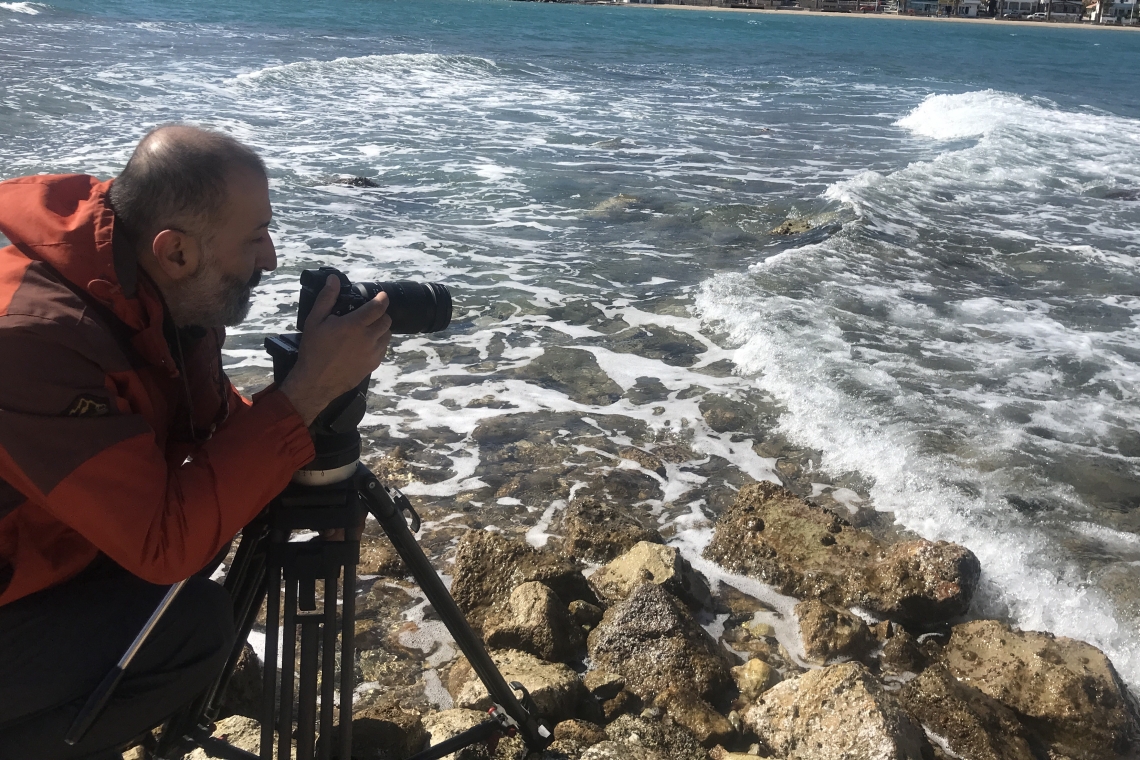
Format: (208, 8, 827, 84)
(0, 125, 393, 759)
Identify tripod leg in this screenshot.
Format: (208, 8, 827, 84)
(319, 570, 338, 760)
(296, 579, 320, 760)
(339, 559, 357, 760)
(279, 576, 299, 760)
(355, 465, 552, 752)
(262, 563, 281, 760)
(64, 581, 188, 745)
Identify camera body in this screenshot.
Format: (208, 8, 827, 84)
(267, 266, 454, 477)
(297, 266, 452, 334)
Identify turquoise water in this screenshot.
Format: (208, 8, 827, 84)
(2, 0, 1140, 688)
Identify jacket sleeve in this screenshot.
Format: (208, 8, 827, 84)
(0, 321, 315, 583)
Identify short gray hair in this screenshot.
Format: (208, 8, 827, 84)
(110, 125, 267, 243)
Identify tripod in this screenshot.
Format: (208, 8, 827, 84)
(67, 331, 553, 760)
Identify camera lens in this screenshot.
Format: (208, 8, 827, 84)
(361, 281, 452, 334)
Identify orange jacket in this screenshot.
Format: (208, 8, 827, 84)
(0, 174, 315, 606)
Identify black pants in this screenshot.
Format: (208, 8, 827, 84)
(0, 558, 235, 760)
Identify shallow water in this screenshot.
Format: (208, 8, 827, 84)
(2, 0, 1139, 690)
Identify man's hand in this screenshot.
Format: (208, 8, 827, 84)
(280, 275, 393, 426)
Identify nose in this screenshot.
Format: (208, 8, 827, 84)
(258, 234, 278, 272)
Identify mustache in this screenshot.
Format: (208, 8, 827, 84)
(245, 269, 263, 290)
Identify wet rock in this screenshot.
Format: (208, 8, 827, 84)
(771, 218, 811, 235)
(448, 649, 585, 723)
(589, 542, 712, 611)
(334, 175, 380, 188)
(899, 663, 1036, 760)
(586, 193, 638, 218)
(420, 709, 495, 760)
(587, 582, 734, 703)
(698, 394, 755, 433)
(608, 325, 706, 368)
(187, 715, 293, 759)
(654, 686, 736, 748)
(583, 670, 625, 701)
(731, 657, 780, 703)
(942, 619, 1140, 760)
(744, 661, 928, 760)
(580, 741, 664, 760)
(450, 529, 596, 628)
(704, 482, 877, 606)
(704, 483, 978, 625)
(558, 497, 663, 563)
(879, 626, 927, 675)
(618, 447, 667, 477)
(514, 347, 623, 406)
(552, 719, 608, 754)
(601, 688, 642, 722)
(358, 647, 425, 693)
(568, 599, 604, 630)
(350, 701, 429, 759)
(708, 747, 754, 760)
(483, 581, 583, 662)
(864, 540, 981, 625)
(795, 599, 873, 664)
(358, 533, 404, 577)
(218, 643, 262, 720)
(604, 713, 708, 760)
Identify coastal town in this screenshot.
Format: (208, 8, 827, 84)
(595, 0, 1137, 23)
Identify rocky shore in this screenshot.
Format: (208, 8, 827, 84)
(192, 480, 1140, 760)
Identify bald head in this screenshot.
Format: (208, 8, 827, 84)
(110, 124, 267, 245)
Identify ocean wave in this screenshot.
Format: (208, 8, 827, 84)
(0, 1, 48, 14)
(896, 88, 1140, 142)
(696, 267, 1140, 689)
(235, 53, 500, 86)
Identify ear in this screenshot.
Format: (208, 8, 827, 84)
(150, 229, 203, 283)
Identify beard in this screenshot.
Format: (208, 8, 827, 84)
(169, 249, 262, 328)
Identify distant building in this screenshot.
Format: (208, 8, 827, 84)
(1086, 0, 1137, 20)
(939, 0, 982, 14)
(902, 0, 940, 13)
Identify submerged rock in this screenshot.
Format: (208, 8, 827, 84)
(482, 581, 583, 663)
(333, 175, 380, 188)
(771, 218, 811, 235)
(513, 346, 623, 406)
(704, 483, 979, 625)
(941, 619, 1140, 760)
(794, 599, 873, 665)
(743, 661, 928, 760)
(731, 657, 780, 703)
(447, 648, 585, 723)
(589, 541, 712, 611)
(450, 529, 596, 628)
(587, 582, 734, 703)
(558, 497, 663, 563)
(899, 663, 1036, 760)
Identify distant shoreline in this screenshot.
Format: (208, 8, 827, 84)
(615, 2, 1140, 29)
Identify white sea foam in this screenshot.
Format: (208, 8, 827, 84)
(697, 90, 1140, 688)
(0, 2, 46, 14)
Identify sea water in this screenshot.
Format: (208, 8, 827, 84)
(2, 0, 1139, 691)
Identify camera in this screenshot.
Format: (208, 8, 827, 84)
(297, 266, 452, 334)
